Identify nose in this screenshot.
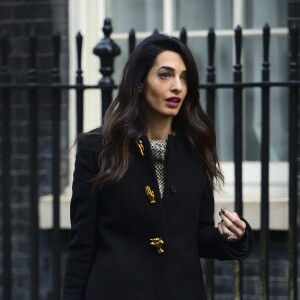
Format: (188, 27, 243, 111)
(170, 77, 183, 93)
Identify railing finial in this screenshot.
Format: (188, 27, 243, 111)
(128, 29, 136, 56)
(93, 18, 121, 85)
(262, 23, 270, 73)
(103, 18, 113, 38)
(76, 31, 83, 83)
(180, 27, 187, 45)
(234, 25, 242, 67)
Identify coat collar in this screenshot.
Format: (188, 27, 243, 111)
(135, 132, 183, 158)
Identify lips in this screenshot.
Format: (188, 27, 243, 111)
(165, 97, 181, 108)
(166, 97, 181, 103)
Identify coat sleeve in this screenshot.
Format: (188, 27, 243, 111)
(196, 185, 254, 261)
(62, 136, 100, 300)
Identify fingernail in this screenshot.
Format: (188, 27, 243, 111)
(219, 210, 223, 216)
(221, 208, 226, 214)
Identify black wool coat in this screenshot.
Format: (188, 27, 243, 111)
(63, 129, 254, 300)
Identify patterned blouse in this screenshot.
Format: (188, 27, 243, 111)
(149, 139, 168, 198)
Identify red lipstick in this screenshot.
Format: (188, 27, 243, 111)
(165, 97, 181, 108)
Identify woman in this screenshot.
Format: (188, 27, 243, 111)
(63, 33, 253, 300)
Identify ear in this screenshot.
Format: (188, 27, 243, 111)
(138, 83, 143, 92)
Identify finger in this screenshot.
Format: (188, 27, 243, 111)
(218, 221, 224, 236)
(221, 217, 245, 238)
(220, 215, 240, 234)
(220, 209, 239, 224)
(218, 221, 238, 242)
(219, 209, 246, 237)
(221, 209, 246, 229)
(219, 221, 235, 237)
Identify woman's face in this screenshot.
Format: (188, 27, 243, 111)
(141, 50, 188, 122)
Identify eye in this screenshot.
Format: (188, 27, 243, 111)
(180, 74, 187, 83)
(181, 72, 187, 83)
(159, 72, 171, 79)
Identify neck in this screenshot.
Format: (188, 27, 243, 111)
(146, 119, 173, 140)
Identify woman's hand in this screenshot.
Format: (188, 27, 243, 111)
(217, 208, 246, 242)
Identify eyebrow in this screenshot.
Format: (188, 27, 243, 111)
(157, 66, 187, 73)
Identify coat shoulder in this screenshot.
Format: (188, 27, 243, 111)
(77, 127, 102, 153)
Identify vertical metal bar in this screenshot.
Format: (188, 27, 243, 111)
(206, 27, 216, 120)
(76, 32, 84, 134)
(179, 27, 187, 45)
(93, 18, 121, 120)
(233, 25, 243, 300)
(205, 259, 214, 300)
(101, 88, 113, 120)
(28, 30, 39, 300)
(51, 32, 61, 300)
(259, 23, 270, 300)
(287, 24, 298, 300)
(1, 30, 12, 300)
(205, 27, 216, 300)
(128, 29, 136, 56)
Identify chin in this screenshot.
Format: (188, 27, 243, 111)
(165, 109, 181, 117)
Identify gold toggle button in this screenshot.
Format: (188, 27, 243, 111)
(136, 139, 145, 156)
(145, 185, 156, 204)
(149, 237, 164, 254)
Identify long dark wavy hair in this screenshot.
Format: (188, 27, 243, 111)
(91, 33, 223, 192)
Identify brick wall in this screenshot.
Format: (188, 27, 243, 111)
(0, 1, 69, 299)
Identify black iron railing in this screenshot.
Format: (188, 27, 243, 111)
(0, 18, 299, 300)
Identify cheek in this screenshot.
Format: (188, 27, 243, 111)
(149, 88, 160, 99)
(145, 85, 164, 102)
(183, 85, 188, 97)
(181, 89, 188, 105)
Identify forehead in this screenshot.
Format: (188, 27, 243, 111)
(153, 50, 186, 70)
